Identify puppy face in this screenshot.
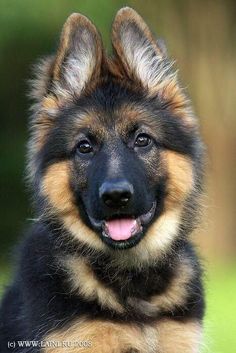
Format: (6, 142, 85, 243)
(28, 9, 204, 260)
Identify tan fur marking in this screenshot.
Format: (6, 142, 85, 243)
(115, 104, 159, 135)
(42, 95, 59, 110)
(135, 208, 182, 263)
(64, 213, 106, 251)
(29, 115, 53, 155)
(164, 150, 194, 208)
(43, 318, 158, 353)
(156, 319, 202, 353)
(41, 162, 76, 215)
(31, 96, 59, 153)
(64, 256, 124, 313)
(72, 111, 109, 141)
(43, 317, 202, 353)
(41, 162, 106, 251)
(155, 79, 195, 125)
(150, 257, 194, 310)
(126, 256, 195, 318)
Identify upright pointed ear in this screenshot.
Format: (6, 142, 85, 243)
(52, 13, 103, 99)
(112, 8, 175, 92)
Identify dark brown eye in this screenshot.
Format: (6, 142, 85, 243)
(77, 140, 93, 154)
(135, 133, 151, 147)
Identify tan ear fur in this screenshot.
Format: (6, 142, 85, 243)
(111, 7, 195, 122)
(52, 13, 103, 98)
(112, 7, 176, 93)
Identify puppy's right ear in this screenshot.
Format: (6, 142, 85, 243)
(51, 13, 103, 99)
(32, 14, 103, 103)
(31, 13, 104, 104)
(52, 13, 103, 98)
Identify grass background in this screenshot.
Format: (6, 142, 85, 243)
(204, 264, 236, 352)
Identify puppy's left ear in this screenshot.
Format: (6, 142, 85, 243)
(112, 8, 175, 92)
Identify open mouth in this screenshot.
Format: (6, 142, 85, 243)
(88, 202, 156, 249)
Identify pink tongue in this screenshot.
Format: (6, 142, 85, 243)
(105, 219, 137, 241)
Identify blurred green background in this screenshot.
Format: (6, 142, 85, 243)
(0, 1, 235, 352)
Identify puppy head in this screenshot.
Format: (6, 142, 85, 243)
(28, 9, 204, 266)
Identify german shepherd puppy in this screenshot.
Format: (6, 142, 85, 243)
(0, 7, 205, 353)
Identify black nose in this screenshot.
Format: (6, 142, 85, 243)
(99, 179, 134, 209)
